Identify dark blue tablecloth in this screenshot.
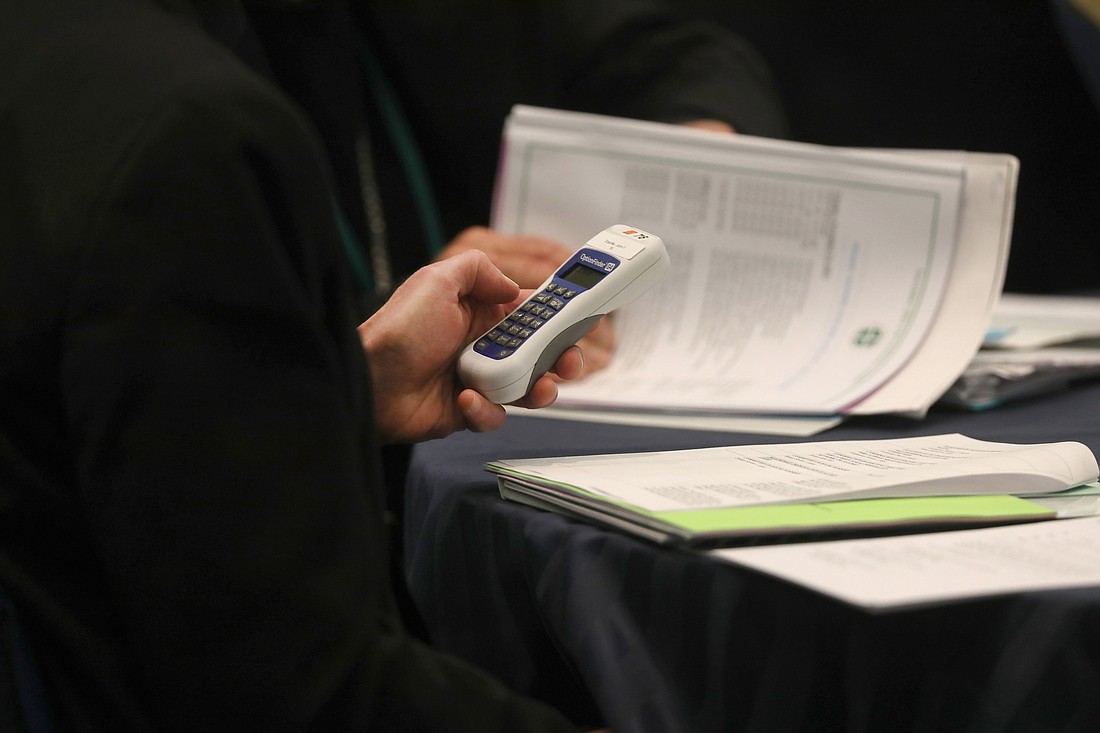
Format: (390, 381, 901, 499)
(404, 380, 1100, 732)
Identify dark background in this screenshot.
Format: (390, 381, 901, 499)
(680, 0, 1100, 293)
(364, 0, 1100, 294)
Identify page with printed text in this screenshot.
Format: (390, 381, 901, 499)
(493, 106, 1018, 418)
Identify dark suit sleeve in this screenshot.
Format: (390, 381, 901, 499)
(356, 0, 788, 251)
(60, 46, 577, 733)
(546, 0, 790, 137)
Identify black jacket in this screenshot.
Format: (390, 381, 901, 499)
(261, 0, 789, 285)
(1, 1, 579, 730)
(0, 0, 784, 729)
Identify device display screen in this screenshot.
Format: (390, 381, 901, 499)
(559, 262, 608, 290)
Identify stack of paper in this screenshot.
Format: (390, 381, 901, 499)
(489, 433, 1100, 608)
(493, 106, 1019, 432)
(942, 293, 1100, 409)
(489, 433, 1099, 547)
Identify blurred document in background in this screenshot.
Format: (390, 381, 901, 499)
(494, 106, 1018, 430)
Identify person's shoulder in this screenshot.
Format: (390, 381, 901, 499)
(7, 0, 287, 128)
(5, 1, 315, 218)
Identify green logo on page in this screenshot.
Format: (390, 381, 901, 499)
(854, 326, 882, 347)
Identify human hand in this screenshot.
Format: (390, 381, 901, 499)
(574, 314, 615, 375)
(358, 250, 584, 443)
(436, 225, 572, 289)
(437, 226, 616, 376)
(678, 118, 735, 134)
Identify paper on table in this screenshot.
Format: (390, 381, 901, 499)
(985, 293, 1100, 349)
(488, 434, 1098, 512)
(942, 347, 1100, 410)
(506, 404, 844, 437)
(1026, 483, 1100, 518)
(500, 478, 1056, 545)
(940, 293, 1100, 409)
(494, 106, 967, 415)
(711, 514, 1100, 610)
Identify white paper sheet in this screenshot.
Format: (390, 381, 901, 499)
(507, 405, 843, 436)
(846, 150, 1017, 416)
(712, 514, 1100, 610)
(489, 434, 1098, 512)
(495, 106, 969, 415)
(492, 107, 1017, 420)
(985, 293, 1100, 349)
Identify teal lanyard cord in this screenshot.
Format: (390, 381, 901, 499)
(334, 201, 373, 294)
(356, 33, 445, 257)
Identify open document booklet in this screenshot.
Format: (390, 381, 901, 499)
(493, 106, 1019, 431)
(488, 434, 1099, 548)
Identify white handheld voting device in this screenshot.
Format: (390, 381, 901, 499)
(458, 224, 669, 404)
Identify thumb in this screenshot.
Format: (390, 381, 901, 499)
(459, 249, 521, 305)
